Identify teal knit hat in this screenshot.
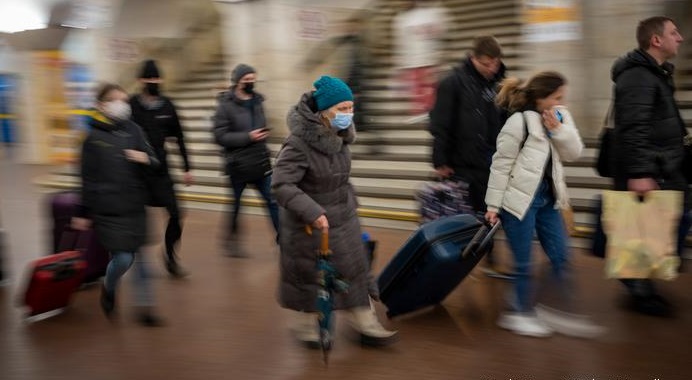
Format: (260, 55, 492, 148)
(313, 75, 353, 111)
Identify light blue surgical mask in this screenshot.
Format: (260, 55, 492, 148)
(330, 113, 353, 130)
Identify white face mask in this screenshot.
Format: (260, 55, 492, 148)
(103, 100, 132, 121)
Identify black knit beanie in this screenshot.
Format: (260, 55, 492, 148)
(139, 59, 161, 79)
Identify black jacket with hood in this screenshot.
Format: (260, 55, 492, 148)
(80, 115, 160, 252)
(611, 49, 687, 196)
(429, 56, 507, 211)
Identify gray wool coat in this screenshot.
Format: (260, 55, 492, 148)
(272, 92, 371, 312)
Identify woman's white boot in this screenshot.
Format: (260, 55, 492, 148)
(347, 305, 399, 346)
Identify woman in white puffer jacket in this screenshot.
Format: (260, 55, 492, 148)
(485, 71, 602, 339)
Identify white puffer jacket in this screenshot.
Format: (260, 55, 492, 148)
(485, 106, 583, 220)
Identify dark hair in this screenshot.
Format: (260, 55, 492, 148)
(496, 71, 566, 112)
(96, 83, 126, 102)
(471, 36, 502, 58)
(637, 16, 674, 50)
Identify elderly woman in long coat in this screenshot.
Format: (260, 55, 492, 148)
(272, 76, 398, 347)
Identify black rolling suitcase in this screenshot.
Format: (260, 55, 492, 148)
(377, 214, 499, 318)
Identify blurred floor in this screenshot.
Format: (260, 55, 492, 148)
(1, 159, 691, 380)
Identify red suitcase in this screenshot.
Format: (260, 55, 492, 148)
(21, 250, 87, 318)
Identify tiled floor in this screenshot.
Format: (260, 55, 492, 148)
(1, 160, 690, 380)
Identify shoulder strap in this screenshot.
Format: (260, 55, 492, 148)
(603, 102, 614, 130)
(518, 111, 529, 150)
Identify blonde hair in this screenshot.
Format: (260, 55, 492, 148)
(496, 71, 566, 112)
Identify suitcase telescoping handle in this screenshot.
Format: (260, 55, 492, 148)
(58, 226, 92, 253)
(460, 221, 501, 260)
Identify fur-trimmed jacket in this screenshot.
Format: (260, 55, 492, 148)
(271, 92, 371, 312)
(485, 107, 583, 220)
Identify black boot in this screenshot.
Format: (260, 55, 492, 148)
(164, 216, 188, 277)
(164, 252, 189, 278)
(629, 294, 673, 317)
(100, 284, 116, 319)
(137, 311, 165, 327)
(621, 279, 673, 317)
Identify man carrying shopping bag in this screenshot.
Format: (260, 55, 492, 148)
(607, 16, 689, 317)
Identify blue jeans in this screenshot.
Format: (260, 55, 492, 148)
(501, 181, 570, 312)
(229, 175, 280, 237)
(103, 251, 154, 307)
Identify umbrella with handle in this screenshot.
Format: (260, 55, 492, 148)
(306, 226, 348, 365)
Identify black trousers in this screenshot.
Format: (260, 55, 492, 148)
(146, 174, 183, 261)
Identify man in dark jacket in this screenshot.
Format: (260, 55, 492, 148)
(429, 35, 509, 277)
(212, 64, 279, 256)
(130, 60, 193, 278)
(611, 16, 687, 317)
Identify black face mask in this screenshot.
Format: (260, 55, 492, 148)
(145, 82, 160, 96)
(243, 82, 255, 94)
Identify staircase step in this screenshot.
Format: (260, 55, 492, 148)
(173, 80, 227, 92)
(178, 109, 215, 120)
(181, 118, 213, 131)
(169, 90, 223, 100)
(180, 72, 228, 83)
(356, 130, 432, 145)
(184, 130, 215, 144)
(175, 98, 218, 110)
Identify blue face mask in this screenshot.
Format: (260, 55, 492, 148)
(330, 113, 353, 130)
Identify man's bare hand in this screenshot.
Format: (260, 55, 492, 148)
(249, 129, 269, 142)
(627, 178, 659, 195)
(183, 171, 194, 186)
(435, 165, 454, 179)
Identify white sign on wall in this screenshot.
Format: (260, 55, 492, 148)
(296, 9, 327, 40)
(107, 38, 139, 62)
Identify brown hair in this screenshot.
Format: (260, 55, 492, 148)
(637, 16, 674, 50)
(496, 71, 566, 112)
(471, 36, 502, 58)
(95, 83, 126, 102)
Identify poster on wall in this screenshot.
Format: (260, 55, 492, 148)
(522, 0, 581, 43)
(30, 51, 81, 164)
(64, 63, 95, 134)
(0, 74, 17, 148)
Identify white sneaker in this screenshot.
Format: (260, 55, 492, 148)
(497, 312, 554, 338)
(535, 305, 606, 339)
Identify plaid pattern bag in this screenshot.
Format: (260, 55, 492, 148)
(417, 178, 475, 224)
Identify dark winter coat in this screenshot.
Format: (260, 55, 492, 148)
(271, 92, 370, 312)
(129, 94, 189, 207)
(80, 115, 160, 252)
(429, 56, 507, 211)
(611, 49, 688, 201)
(211, 88, 271, 175)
